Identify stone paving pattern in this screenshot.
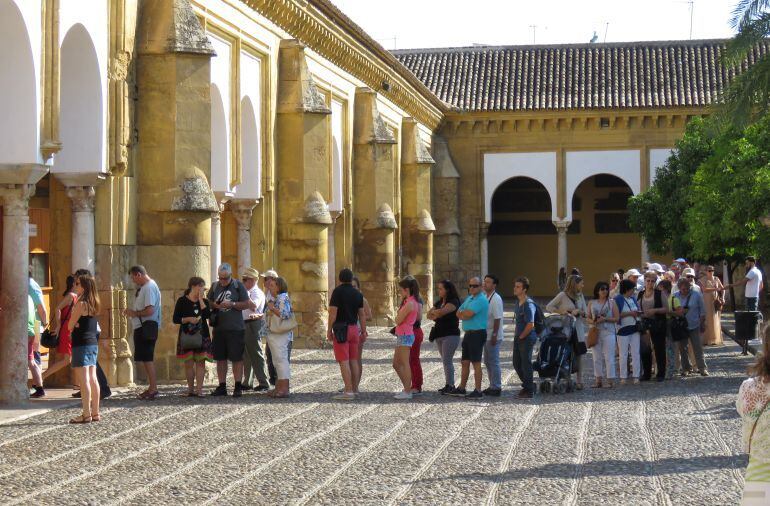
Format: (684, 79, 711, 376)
(0, 324, 751, 505)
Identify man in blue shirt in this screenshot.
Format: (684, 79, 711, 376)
(674, 278, 708, 376)
(512, 276, 538, 399)
(451, 277, 489, 399)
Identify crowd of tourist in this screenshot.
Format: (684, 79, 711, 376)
(27, 254, 764, 423)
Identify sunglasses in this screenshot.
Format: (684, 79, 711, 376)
(599, 287, 608, 291)
(707, 270, 714, 272)
(468, 284, 480, 288)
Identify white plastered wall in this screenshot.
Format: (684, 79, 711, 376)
(236, 50, 262, 200)
(483, 152, 558, 222)
(209, 32, 233, 195)
(330, 99, 345, 212)
(0, 0, 42, 164)
(649, 148, 674, 185)
(565, 150, 641, 222)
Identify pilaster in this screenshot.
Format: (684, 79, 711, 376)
(431, 136, 461, 286)
(401, 118, 435, 303)
(276, 40, 332, 347)
(353, 88, 398, 325)
(135, 0, 217, 380)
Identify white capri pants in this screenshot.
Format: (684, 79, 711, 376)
(266, 332, 292, 380)
(617, 331, 641, 379)
(591, 330, 617, 379)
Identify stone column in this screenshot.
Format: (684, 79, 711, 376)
(432, 136, 461, 287)
(553, 219, 571, 273)
(353, 88, 398, 325)
(276, 40, 332, 347)
(135, 0, 218, 381)
(210, 209, 222, 283)
(0, 184, 35, 403)
(480, 222, 490, 278)
(66, 186, 97, 273)
(231, 200, 257, 274)
(401, 118, 436, 304)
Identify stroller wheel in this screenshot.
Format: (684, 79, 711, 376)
(557, 380, 569, 394)
(542, 381, 552, 393)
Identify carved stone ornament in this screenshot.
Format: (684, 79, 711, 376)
(416, 209, 436, 232)
(303, 191, 333, 224)
(171, 166, 219, 212)
(376, 203, 398, 229)
(138, 0, 215, 56)
(0, 184, 34, 216)
(65, 186, 96, 212)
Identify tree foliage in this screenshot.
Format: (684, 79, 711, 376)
(629, 115, 770, 262)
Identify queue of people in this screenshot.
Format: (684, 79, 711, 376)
(33, 254, 763, 422)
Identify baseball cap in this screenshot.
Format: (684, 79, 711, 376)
(260, 269, 278, 279)
(674, 258, 687, 264)
(649, 263, 664, 273)
(682, 268, 696, 277)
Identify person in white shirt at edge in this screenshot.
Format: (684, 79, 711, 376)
(482, 274, 504, 396)
(241, 267, 269, 392)
(728, 256, 764, 311)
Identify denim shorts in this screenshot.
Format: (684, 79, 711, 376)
(396, 334, 415, 347)
(72, 345, 98, 367)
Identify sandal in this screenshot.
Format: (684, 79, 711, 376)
(271, 391, 290, 398)
(138, 389, 150, 399)
(69, 414, 92, 424)
(183, 391, 197, 397)
(575, 383, 584, 391)
(91, 414, 101, 422)
(144, 391, 159, 400)
(591, 381, 602, 389)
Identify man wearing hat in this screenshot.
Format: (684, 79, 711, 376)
(625, 268, 643, 296)
(242, 267, 269, 392)
(260, 269, 281, 385)
(681, 268, 702, 293)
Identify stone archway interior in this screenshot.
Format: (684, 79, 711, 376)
(488, 176, 556, 297)
(569, 174, 639, 288)
(0, 0, 37, 163)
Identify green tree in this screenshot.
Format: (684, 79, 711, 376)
(721, 0, 770, 127)
(628, 117, 717, 257)
(687, 115, 770, 261)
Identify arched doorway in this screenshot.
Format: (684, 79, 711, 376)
(0, 0, 37, 163)
(568, 174, 640, 287)
(488, 177, 556, 297)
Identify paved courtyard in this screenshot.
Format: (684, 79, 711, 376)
(1, 326, 751, 505)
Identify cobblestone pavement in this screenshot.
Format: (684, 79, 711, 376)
(0, 327, 751, 505)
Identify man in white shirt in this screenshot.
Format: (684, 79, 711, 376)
(241, 267, 269, 391)
(728, 256, 764, 311)
(482, 274, 505, 396)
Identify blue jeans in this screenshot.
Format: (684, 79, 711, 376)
(747, 297, 759, 311)
(483, 339, 502, 389)
(512, 336, 536, 393)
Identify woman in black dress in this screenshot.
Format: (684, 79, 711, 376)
(173, 277, 213, 396)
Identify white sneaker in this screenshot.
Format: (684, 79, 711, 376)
(394, 391, 413, 400)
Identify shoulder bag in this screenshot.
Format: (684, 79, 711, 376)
(267, 299, 298, 334)
(749, 397, 770, 454)
(180, 322, 204, 350)
(586, 300, 607, 348)
(41, 327, 59, 349)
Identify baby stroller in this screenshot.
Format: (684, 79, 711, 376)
(533, 314, 577, 394)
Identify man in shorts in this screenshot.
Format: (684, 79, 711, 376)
(209, 263, 250, 397)
(327, 268, 368, 400)
(124, 265, 161, 400)
(451, 276, 489, 399)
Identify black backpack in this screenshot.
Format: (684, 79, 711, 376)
(519, 298, 546, 335)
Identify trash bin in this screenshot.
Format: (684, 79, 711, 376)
(735, 311, 763, 354)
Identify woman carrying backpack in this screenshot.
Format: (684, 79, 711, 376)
(614, 279, 642, 384)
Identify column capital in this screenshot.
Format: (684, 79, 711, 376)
(0, 184, 35, 216)
(65, 185, 96, 212)
(553, 219, 572, 232)
(230, 199, 258, 230)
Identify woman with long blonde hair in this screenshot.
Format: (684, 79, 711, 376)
(67, 274, 101, 423)
(546, 274, 588, 389)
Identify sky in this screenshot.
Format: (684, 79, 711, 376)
(330, 0, 737, 49)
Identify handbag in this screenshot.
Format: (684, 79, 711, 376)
(331, 322, 348, 344)
(180, 323, 204, 350)
(138, 317, 159, 341)
(586, 326, 599, 348)
(41, 327, 59, 349)
(267, 303, 298, 334)
(670, 293, 692, 342)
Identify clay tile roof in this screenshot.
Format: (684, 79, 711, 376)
(393, 39, 770, 112)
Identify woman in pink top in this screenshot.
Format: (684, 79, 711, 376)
(393, 278, 418, 400)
